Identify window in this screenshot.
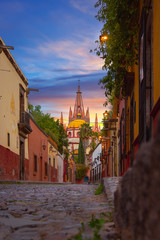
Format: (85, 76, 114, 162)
(68, 132, 71, 137)
(77, 132, 80, 137)
(7, 133, 10, 147)
(34, 155, 37, 172)
(53, 157, 55, 177)
(45, 162, 48, 176)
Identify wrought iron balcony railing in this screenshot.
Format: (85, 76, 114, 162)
(18, 111, 32, 135)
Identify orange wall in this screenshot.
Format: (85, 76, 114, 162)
(28, 119, 48, 182)
(153, 0, 160, 104)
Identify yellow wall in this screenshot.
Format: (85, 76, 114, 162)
(153, 0, 160, 104)
(48, 141, 57, 168)
(133, 64, 139, 139)
(126, 97, 130, 153)
(0, 50, 29, 158)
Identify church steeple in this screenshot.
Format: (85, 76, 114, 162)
(60, 112, 63, 125)
(68, 82, 90, 124)
(95, 113, 98, 131)
(73, 84, 85, 120)
(69, 107, 72, 122)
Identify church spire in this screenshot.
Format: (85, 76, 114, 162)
(69, 107, 72, 123)
(68, 83, 90, 124)
(60, 112, 63, 125)
(73, 82, 85, 120)
(95, 113, 98, 131)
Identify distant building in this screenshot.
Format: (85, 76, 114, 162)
(28, 117, 49, 182)
(90, 143, 102, 183)
(68, 85, 90, 124)
(57, 151, 64, 183)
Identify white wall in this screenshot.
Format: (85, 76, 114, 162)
(57, 152, 64, 183)
(92, 143, 102, 169)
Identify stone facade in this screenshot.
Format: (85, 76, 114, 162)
(114, 119, 160, 240)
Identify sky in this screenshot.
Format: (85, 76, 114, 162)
(1, 0, 111, 126)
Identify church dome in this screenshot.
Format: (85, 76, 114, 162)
(68, 119, 86, 128)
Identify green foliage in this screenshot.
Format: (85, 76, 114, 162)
(29, 104, 68, 155)
(89, 139, 97, 154)
(89, 131, 100, 154)
(100, 212, 113, 222)
(70, 214, 106, 240)
(79, 123, 93, 140)
(79, 123, 93, 163)
(92, 131, 99, 139)
(89, 214, 106, 230)
(76, 164, 88, 180)
(94, 0, 139, 103)
(78, 138, 85, 164)
(94, 183, 103, 195)
(74, 155, 79, 163)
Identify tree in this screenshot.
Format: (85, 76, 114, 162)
(79, 123, 93, 165)
(29, 104, 68, 155)
(89, 139, 97, 154)
(93, 0, 139, 104)
(80, 123, 92, 140)
(75, 164, 88, 181)
(78, 137, 85, 164)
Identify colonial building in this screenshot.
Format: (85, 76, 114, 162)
(28, 117, 49, 182)
(48, 136, 58, 182)
(57, 151, 64, 183)
(67, 85, 90, 153)
(0, 37, 32, 180)
(90, 143, 102, 183)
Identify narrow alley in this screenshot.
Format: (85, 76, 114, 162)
(0, 184, 119, 240)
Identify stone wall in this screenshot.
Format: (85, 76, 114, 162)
(114, 119, 160, 240)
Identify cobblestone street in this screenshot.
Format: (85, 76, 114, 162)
(0, 184, 119, 240)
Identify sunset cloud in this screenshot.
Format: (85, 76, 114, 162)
(1, 0, 109, 128)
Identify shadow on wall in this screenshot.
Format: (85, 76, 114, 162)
(114, 118, 160, 240)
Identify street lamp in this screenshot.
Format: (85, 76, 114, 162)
(99, 33, 108, 44)
(99, 33, 108, 59)
(103, 110, 109, 118)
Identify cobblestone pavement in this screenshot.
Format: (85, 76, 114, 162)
(0, 184, 120, 240)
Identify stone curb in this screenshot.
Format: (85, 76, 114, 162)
(102, 177, 122, 202)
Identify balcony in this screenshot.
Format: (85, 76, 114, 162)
(18, 111, 32, 136)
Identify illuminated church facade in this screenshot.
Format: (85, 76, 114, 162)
(67, 85, 90, 153)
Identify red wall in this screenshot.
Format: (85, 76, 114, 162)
(0, 145, 19, 180)
(28, 119, 48, 182)
(63, 158, 68, 182)
(0, 144, 30, 181)
(51, 167, 57, 182)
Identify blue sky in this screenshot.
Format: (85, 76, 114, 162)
(1, 0, 111, 126)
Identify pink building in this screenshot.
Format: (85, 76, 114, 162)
(28, 117, 48, 182)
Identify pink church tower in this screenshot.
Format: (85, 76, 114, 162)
(60, 112, 63, 125)
(68, 82, 90, 124)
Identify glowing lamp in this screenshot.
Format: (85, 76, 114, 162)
(103, 110, 109, 117)
(99, 34, 108, 43)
